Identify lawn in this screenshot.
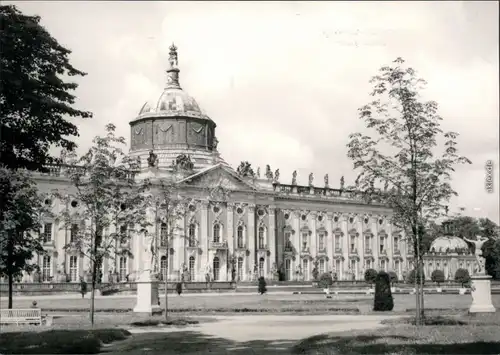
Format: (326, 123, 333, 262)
(3, 293, 500, 314)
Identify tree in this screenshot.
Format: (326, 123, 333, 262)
(258, 276, 267, 295)
(0, 167, 45, 308)
(0, 5, 92, 171)
(373, 271, 394, 311)
(431, 269, 445, 287)
(318, 272, 333, 289)
(408, 268, 425, 285)
(454, 268, 470, 288)
(364, 268, 378, 285)
(388, 271, 398, 285)
(346, 57, 471, 325)
(54, 124, 147, 326)
(146, 180, 187, 321)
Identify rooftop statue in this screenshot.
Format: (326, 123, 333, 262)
(265, 165, 273, 180)
(324, 173, 329, 187)
(340, 176, 345, 190)
(292, 170, 297, 185)
(308, 173, 314, 187)
(274, 169, 280, 182)
(256, 167, 261, 178)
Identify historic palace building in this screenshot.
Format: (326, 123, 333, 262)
(26, 45, 421, 284)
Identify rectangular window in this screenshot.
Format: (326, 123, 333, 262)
(119, 256, 127, 282)
(285, 232, 292, 250)
(160, 223, 167, 246)
(335, 259, 341, 276)
(69, 255, 78, 282)
(335, 234, 341, 250)
(318, 233, 325, 251)
(42, 255, 51, 281)
(379, 237, 385, 253)
(393, 236, 399, 252)
(319, 259, 325, 274)
(366, 259, 371, 269)
(380, 259, 386, 271)
(303, 259, 309, 281)
(43, 223, 53, 243)
(350, 235, 356, 253)
(302, 232, 308, 250)
(364, 236, 370, 252)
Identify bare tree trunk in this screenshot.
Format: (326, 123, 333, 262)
(165, 267, 168, 321)
(8, 271, 13, 309)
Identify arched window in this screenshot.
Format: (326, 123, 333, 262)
(42, 255, 51, 282)
(160, 223, 168, 246)
(119, 256, 127, 282)
(237, 226, 244, 248)
(259, 257, 265, 277)
(258, 227, 265, 249)
(188, 224, 196, 247)
(237, 257, 243, 281)
(213, 257, 220, 281)
(213, 224, 221, 243)
(319, 259, 325, 274)
(189, 256, 195, 281)
(303, 259, 309, 281)
(160, 255, 168, 281)
(380, 259, 386, 272)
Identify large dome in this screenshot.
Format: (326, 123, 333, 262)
(429, 236, 469, 253)
(136, 87, 211, 121)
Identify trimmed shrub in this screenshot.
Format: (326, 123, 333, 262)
(258, 276, 267, 295)
(318, 272, 333, 289)
(407, 268, 425, 285)
(373, 271, 394, 311)
(454, 268, 471, 287)
(312, 265, 319, 281)
(364, 268, 378, 285)
(176, 282, 183, 295)
(431, 269, 445, 287)
(388, 271, 398, 285)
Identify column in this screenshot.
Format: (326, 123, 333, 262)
(268, 205, 276, 275)
(326, 213, 334, 271)
(247, 204, 256, 281)
(200, 200, 209, 265)
(227, 203, 235, 281)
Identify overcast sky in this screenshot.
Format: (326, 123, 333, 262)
(10, 1, 500, 223)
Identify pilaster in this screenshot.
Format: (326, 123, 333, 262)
(201, 200, 209, 264)
(248, 204, 256, 280)
(292, 210, 301, 273)
(341, 214, 349, 280)
(387, 223, 393, 272)
(310, 211, 317, 261)
(372, 217, 379, 270)
(268, 205, 276, 271)
(326, 213, 334, 270)
(357, 217, 364, 280)
(227, 203, 235, 281)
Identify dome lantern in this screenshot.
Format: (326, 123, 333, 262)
(166, 43, 181, 89)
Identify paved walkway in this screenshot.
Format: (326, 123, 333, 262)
(0, 291, 294, 301)
(127, 314, 402, 342)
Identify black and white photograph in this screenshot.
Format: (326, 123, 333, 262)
(0, 1, 499, 354)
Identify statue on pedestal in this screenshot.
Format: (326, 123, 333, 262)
(256, 167, 261, 178)
(340, 176, 345, 190)
(265, 165, 273, 180)
(147, 150, 158, 168)
(292, 171, 297, 185)
(324, 174, 329, 187)
(463, 235, 490, 275)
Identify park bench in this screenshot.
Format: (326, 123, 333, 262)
(0, 308, 42, 326)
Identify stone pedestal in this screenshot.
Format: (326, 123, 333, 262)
(133, 271, 162, 316)
(469, 274, 496, 313)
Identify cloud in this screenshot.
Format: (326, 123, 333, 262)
(8, 1, 499, 222)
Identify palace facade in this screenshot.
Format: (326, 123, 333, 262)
(24, 45, 421, 284)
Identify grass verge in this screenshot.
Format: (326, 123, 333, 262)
(0, 328, 130, 354)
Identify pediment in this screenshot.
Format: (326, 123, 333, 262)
(178, 163, 256, 192)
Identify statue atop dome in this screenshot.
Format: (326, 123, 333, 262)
(168, 43, 178, 68)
